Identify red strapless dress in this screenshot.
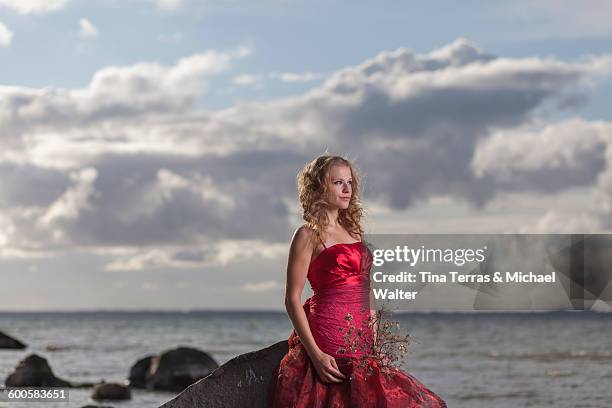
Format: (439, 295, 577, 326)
(269, 241, 447, 408)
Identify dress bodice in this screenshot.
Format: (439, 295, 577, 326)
(307, 241, 372, 292)
(301, 241, 374, 358)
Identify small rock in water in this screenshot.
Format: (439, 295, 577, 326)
(46, 343, 78, 351)
(129, 346, 219, 392)
(0, 331, 26, 349)
(91, 382, 132, 401)
(5, 354, 72, 387)
(81, 405, 115, 408)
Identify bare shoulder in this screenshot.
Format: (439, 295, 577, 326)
(288, 226, 316, 263)
(293, 224, 316, 247)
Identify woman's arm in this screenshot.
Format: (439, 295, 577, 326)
(284, 226, 346, 383)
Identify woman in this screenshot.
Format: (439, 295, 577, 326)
(269, 154, 447, 407)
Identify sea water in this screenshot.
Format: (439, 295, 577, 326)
(0, 310, 611, 408)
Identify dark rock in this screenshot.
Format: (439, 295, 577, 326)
(46, 344, 80, 352)
(129, 346, 219, 392)
(81, 405, 114, 408)
(5, 354, 72, 387)
(91, 381, 131, 401)
(0, 331, 26, 349)
(128, 356, 152, 388)
(158, 340, 288, 408)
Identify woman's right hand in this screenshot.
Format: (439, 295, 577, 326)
(310, 350, 346, 383)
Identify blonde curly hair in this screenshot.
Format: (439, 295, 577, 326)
(297, 153, 365, 247)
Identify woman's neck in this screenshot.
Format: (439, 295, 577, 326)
(326, 208, 339, 227)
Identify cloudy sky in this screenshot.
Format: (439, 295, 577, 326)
(1, 0, 611, 311)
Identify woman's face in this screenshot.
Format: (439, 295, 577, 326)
(326, 164, 353, 210)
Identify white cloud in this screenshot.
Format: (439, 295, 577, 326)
(0, 44, 252, 139)
(79, 18, 99, 39)
(214, 240, 287, 266)
(0, 21, 13, 47)
(241, 280, 283, 292)
(232, 74, 259, 87)
(143, 281, 160, 291)
(112, 280, 127, 289)
(154, 0, 183, 11)
(472, 118, 611, 191)
(526, 210, 602, 233)
(1, 39, 612, 263)
(472, 118, 612, 232)
(270, 71, 325, 82)
(104, 240, 286, 271)
(0, 0, 191, 15)
(154, 168, 236, 211)
(39, 167, 98, 228)
(0, 0, 68, 14)
(231, 71, 324, 90)
(105, 249, 170, 272)
(0, 216, 12, 247)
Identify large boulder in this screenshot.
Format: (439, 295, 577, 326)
(128, 356, 152, 388)
(0, 331, 26, 349)
(5, 354, 72, 387)
(158, 340, 288, 408)
(129, 346, 219, 392)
